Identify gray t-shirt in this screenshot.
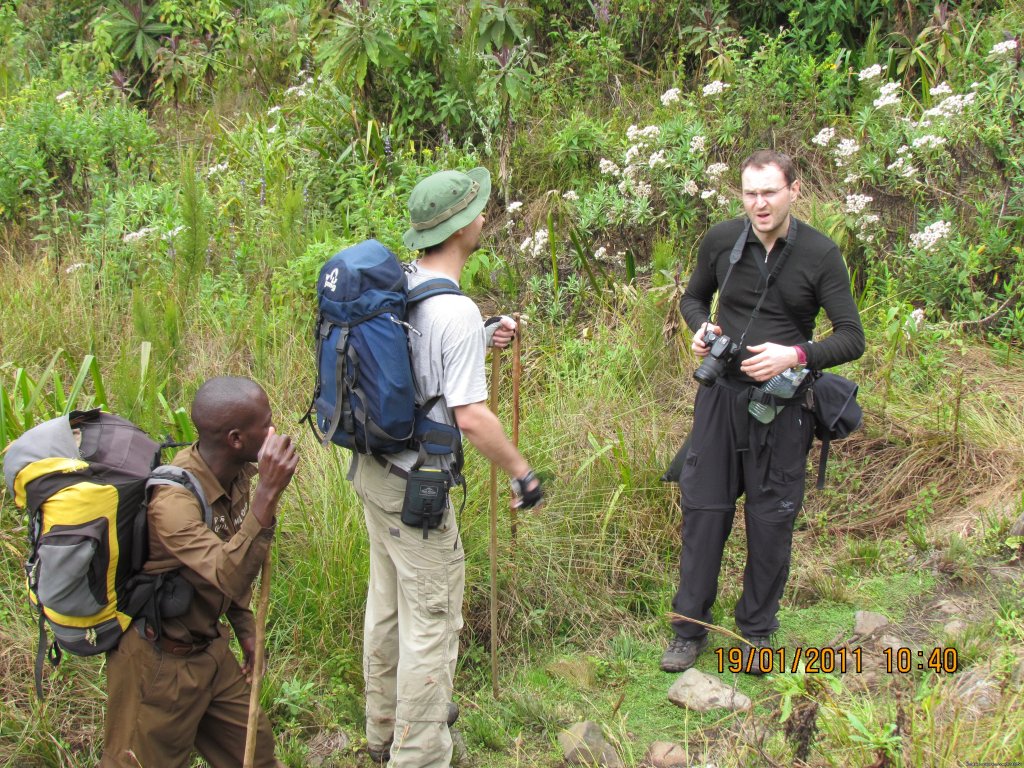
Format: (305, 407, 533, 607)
(389, 263, 487, 472)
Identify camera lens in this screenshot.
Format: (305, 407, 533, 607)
(693, 355, 725, 387)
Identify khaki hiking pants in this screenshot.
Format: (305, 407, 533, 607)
(353, 456, 465, 768)
(100, 625, 282, 768)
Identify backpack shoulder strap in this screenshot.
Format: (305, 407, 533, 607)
(407, 277, 463, 305)
(147, 466, 214, 529)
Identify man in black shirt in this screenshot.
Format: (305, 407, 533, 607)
(663, 150, 864, 674)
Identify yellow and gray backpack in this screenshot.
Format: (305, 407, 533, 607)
(2, 409, 211, 697)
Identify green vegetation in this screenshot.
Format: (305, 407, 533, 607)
(2, 0, 1023, 765)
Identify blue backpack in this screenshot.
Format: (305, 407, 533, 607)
(306, 239, 463, 458)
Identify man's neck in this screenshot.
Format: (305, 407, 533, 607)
(753, 215, 791, 254)
(197, 442, 240, 492)
(416, 246, 466, 283)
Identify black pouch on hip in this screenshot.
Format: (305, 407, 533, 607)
(401, 468, 450, 539)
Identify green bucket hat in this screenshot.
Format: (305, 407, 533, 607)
(403, 167, 491, 251)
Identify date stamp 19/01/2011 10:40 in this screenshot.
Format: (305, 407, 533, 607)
(714, 645, 960, 675)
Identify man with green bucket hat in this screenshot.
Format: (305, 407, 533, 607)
(351, 166, 544, 767)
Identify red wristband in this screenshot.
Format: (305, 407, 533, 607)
(793, 345, 807, 365)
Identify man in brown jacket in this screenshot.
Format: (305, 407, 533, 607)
(101, 376, 298, 768)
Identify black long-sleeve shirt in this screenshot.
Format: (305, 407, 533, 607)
(680, 217, 865, 381)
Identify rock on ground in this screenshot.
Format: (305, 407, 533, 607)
(642, 740, 689, 767)
(667, 669, 752, 713)
(558, 721, 624, 768)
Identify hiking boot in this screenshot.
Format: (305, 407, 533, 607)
(447, 701, 459, 727)
(660, 635, 709, 672)
(365, 742, 391, 765)
(739, 634, 776, 675)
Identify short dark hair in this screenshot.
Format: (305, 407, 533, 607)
(741, 150, 797, 186)
(191, 376, 266, 438)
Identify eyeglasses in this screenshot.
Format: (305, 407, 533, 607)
(741, 185, 791, 203)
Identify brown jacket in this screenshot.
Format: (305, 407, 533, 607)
(145, 444, 272, 644)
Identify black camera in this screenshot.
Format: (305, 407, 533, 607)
(693, 329, 739, 387)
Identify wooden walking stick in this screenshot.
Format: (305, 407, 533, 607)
(510, 313, 522, 544)
(488, 346, 502, 698)
(243, 547, 273, 768)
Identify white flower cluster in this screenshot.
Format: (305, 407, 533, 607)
(123, 226, 156, 243)
(930, 81, 953, 97)
(626, 124, 661, 144)
(906, 307, 926, 334)
(990, 39, 1018, 57)
(705, 162, 729, 179)
(702, 80, 730, 97)
(562, 190, 579, 201)
(683, 179, 699, 196)
(599, 158, 621, 176)
(858, 64, 882, 82)
(873, 81, 901, 109)
(267, 124, 279, 134)
(855, 213, 881, 244)
(912, 135, 946, 150)
(700, 189, 715, 200)
(660, 87, 681, 106)
(909, 220, 952, 252)
(833, 138, 860, 167)
(268, 105, 281, 115)
(648, 150, 667, 169)
(56, 91, 74, 102)
(844, 194, 873, 214)
(592, 246, 625, 266)
(520, 229, 549, 258)
(887, 156, 917, 178)
(164, 225, 185, 240)
(507, 201, 523, 214)
(285, 77, 314, 97)
(811, 127, 835, 147)
(690, 135, 707, 154)
(593, 246, 608, 261)
(206, 161, 229, 177)
(617, 177, 652, 198)
(923, 92, 976, 119)
(65, 262, 88, 274)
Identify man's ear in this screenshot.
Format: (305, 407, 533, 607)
(226, 428, 243, 450)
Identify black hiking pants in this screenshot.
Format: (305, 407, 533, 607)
(671, 378, 814, 640)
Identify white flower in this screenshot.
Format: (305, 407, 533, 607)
(626, 124, 660, 145)
(689, 135, 707, 154)
(990, 39, 1018, 57)
(267, 124, 278, 133)
(811, 127, 835, 147)
(855, 213, 881, 244)
(911, 135, 946, 150)
(717, 194, 729, 206)
(594, 246, 608, 261)
(844, 194, 873, 214)
(909, 220, 952, 251)
(700, 189, 715, 200)
(907, 307, 926, 332)
(625, 145, 642, 165)
(702, 80, 730, 97)
(887, 157, 917, 178)
(705, 162, 729, 179)
(648, 150, 667, 168)
(930, 81, 953, 96)
(507, 201, 523, 214)
(843, 172, 862, 184)
(164, 225, 185, 240)
(660, 87, 681, 106)
(833, 138, 860, 167)
(683, 180, 699, 196)
(924, 92, 976, 119)
(206, 161, 229, 177)
(519, 229, 549, 258)
(268, 105, 281, 115)
(55, 91, 74, 102)
(562, 190, 579, 202)
(897, 145, 910, 155)
(65, 262, 88, 273)
(621, 164, 638, 181)
(123, 226, 156, 243)
(873, 81, 901, 108)
(635, 181, 653, 198)
(599, 158, 621, 176)
(858, 64, 883, 82)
